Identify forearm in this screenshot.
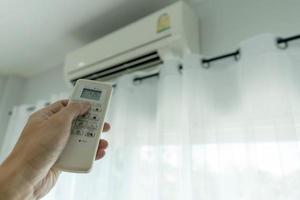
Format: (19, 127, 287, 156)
(0, 153, 36, 200)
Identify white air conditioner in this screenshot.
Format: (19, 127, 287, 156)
(64, 1, 199, 85)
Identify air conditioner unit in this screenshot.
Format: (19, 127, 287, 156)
(64, 1, 199, 85)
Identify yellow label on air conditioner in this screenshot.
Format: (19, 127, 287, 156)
(157, 13, 171, 33)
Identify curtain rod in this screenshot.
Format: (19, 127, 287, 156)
(8, 106, 35, 116)
(277, 34, 300, 49)
(112, 73, 159, 88)
(133, 73, 159, 82)
(201, 33, 300, 68)
(8, 104, 49, 116)
(202, 49, 240, 68)
(112, 65, 184, 87)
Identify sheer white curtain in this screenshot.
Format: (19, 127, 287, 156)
(0, 101, 49, 163)
(1, 33, 300, 200)
(184, 33, 300, 200)
(0, 93, 68, 163)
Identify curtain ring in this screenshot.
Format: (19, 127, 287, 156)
(202, 60, 210, 69)
(133, 77, 142, 85)
(178, 65, 183, 74)
(234, 49, 241, 61)
(276, 38, 288, 49)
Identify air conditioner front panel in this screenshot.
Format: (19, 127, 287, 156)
(64, 1, 199, 83)
(65, 2, 189, 73)
(65, 4, 183, 71)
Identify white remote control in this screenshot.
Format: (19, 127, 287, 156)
(55, 79, 113, 173)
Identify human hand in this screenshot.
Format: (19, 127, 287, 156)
(0, 100, 110, 200)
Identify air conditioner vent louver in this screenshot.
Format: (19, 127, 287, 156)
(71, 51, 162, 85)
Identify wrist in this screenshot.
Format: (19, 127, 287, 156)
(0, 153, 35, 200)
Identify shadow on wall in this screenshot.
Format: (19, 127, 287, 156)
(68, 0, 177, 44)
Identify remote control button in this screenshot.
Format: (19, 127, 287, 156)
(93, 106, 102, 112)
(72, 129, 83, 135)
(85, 132, 95, 137)
(78, 139, 87, 143)
(87, 122, 98, 130)
(90, 114, 100, 121)
(75, 120, 87, 128)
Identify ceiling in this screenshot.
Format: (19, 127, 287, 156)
(0, 0, 177, 77)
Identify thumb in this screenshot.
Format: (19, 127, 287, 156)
(59, 101, 91, 121)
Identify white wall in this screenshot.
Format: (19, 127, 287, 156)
(22, 66, 71, 104)
(194, 0, 300, 56)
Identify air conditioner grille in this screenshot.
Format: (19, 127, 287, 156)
(71, 51, 162, 85)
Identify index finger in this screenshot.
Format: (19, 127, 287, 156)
(39, 100, 69, 116)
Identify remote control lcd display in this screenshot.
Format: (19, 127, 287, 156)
(81, 88, 102, 100)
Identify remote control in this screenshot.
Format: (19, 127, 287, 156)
(55, 79, 113, 173)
